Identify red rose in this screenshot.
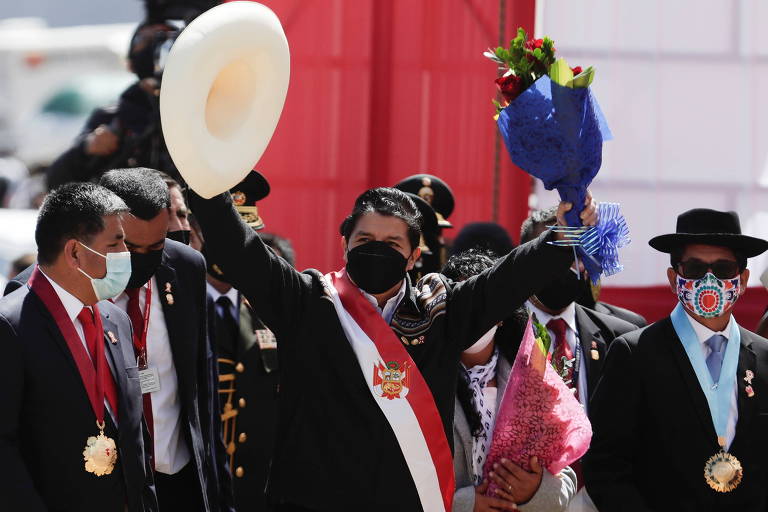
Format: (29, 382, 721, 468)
(571, 66, 583, 75)
(495, 74, 525, 103)
(525, 38, 544, 50)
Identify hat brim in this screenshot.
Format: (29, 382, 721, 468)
(648, 233, 768, 258)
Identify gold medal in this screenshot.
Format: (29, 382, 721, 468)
(83, 421, 117, 477)
(704, 450, 742, 492)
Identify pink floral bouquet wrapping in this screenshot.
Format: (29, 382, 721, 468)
(483, 317, 591, 494)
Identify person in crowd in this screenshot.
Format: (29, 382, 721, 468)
(188, 182, 596, 511)
(585, 208, 768, 511)
(0, 183, 156, 511)
(521, 206, 647, 328)
(443, 249, 577, 512)
(450, 222, 515, 258)
(45, 1, 220, 190)
(395, 173, 456, 272)
(8, 252, 36, 280)
(519, 206, 637, 510)
(204, 171, 282, 511)
(158, 173, 191, 244)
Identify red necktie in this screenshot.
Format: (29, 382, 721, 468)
(125, 288, 155, 443)
(77, 307, 119, 421)
(547, 317, 583, 489)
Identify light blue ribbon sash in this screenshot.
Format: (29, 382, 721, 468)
(670, 303, 740, 447)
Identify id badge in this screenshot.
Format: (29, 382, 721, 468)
(138, 367, 161, 394)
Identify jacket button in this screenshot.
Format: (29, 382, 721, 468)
(235, 362, 245, 373)
(238, 398, 246, 408)
(238, 432, 247, 443)
(235, 466, 244, 478)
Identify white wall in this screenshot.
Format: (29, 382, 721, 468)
(536, 0, 768, 286)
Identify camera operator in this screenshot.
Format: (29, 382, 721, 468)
(46, 1, 220, 191)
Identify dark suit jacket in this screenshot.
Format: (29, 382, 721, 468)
(594, 301, 648, 328)
(584, 317, 768, 511)
(190, 191, 574, 511)
(0, 282, 156, 512)
(208, 292, 279, 511)
(573, 304, 639, 405)
(5, 241, 234, 512)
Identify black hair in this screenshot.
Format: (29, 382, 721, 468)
(260, 232, 296, 267)
(670, 246, 747, 272)
(441, 248, 496, 281)
(519, 206, 558, 244)
(450, 222, 515, 258)
(99, 167, 170, 221)
(35, 183, 128, 265)
(340, 187, 422, 251)
(10, 252, 36, 277)
(156, 170, 182, 191)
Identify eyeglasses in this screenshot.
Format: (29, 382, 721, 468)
(676, 259, 741, 280)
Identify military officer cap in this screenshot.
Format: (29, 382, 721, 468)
(230, 170, 270, 230)
(404, 192, 438, 255)
(394, 173, 455, 228)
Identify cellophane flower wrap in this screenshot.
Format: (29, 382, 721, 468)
(487, 28, 629, 283)
(482, 317, 591, 495)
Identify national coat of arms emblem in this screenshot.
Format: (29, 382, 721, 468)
(373, 361, 411, 400)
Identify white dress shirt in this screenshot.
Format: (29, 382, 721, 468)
(114, 276, 191, 474)
(683, 311, 739, 449)
(39, 269, 117, 424)
(361, 280, 407, 325)
(527, 301, 588, 409)
(206, 282, 239, 320)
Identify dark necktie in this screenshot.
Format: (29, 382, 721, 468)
(77, 307, 119, 421)
(125, 288, 155, 444)
(216, 295, 239, 360)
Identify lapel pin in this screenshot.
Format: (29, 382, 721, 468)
(165, 282, 172, 293)
(400, 336, 409, 347)
(744, 370, 754, 385)
(166, 293, 174, 305)
(746, 385, 755, 398)
(590, 340, 600, 360)
(107, 331, 118, 345)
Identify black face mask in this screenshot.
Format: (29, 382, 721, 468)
(167, 230, 190, 245)
(126, 249, 163, 289)
(346, 241, 408, 294)
(534, 268, 582, 311)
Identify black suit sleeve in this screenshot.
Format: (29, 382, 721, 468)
(0, 314, 47, 511)
(584, 336, 652, 512)
(188, 191, 311, 339)
(447, 230, 573, 351)
(3, 279, 23, 296)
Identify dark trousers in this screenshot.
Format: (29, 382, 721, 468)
(155, 461, 205, 512)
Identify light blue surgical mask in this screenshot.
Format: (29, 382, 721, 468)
(77, 242, 132, 301)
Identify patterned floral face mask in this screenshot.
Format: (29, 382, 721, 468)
(676, 272, 741, 319)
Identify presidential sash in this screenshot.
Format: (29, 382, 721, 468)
(325, 270, 454, 512)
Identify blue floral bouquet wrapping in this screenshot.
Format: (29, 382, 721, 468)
(486, 29, 629, 282)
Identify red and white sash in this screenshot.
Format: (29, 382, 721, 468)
(325, 270, 454, 512)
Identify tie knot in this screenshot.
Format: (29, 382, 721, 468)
(706, 334, 727, 354)
(217, 295, 232, 308)
(77, 307, 95, 326)
(547, 318, 569, 336)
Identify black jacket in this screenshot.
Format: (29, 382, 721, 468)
(593, 301, 648, 328)
(584, 317, 768, 511)
(190, 191, 573, 511)
(0, 282, 156, 512)
(6, 240, 234, 512)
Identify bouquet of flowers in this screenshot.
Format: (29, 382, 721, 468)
(485, 28, 629, 282)
(482, 316, 591, 494)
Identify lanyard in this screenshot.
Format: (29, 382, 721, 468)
(132, 280, 153, 369)
(670, 303, 740, 447)
(29, 267, 108, 425)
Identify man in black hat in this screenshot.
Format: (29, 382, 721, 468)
(203, 171, 282, 512)
(585, 208, 768, 511)
(394, 173, 456, 274)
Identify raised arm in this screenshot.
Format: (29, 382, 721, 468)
(187, 191, 311, 338)
(0, 315, 47, 512)
(447, 230, 573, 351)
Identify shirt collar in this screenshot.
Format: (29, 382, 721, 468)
(38, 268, 87, 324)
(683, 309, 735, 344)
(361, 279, 407, 318)
(526, 300, 577, 333)
(206, 282, 238, 305)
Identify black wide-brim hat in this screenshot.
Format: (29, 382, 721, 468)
(648, 208, 768, 257)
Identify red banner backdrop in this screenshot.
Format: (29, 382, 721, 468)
(246, 0, 535, 273)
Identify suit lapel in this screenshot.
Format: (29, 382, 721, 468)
(664, 318, 719, 443)
(732, 328, 757, 451)
(29, 286, 81, 374)
(574, 306, 605, 398)
(155, 258, 196, 400)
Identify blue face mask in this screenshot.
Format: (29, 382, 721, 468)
(77, 242, 132, 301)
